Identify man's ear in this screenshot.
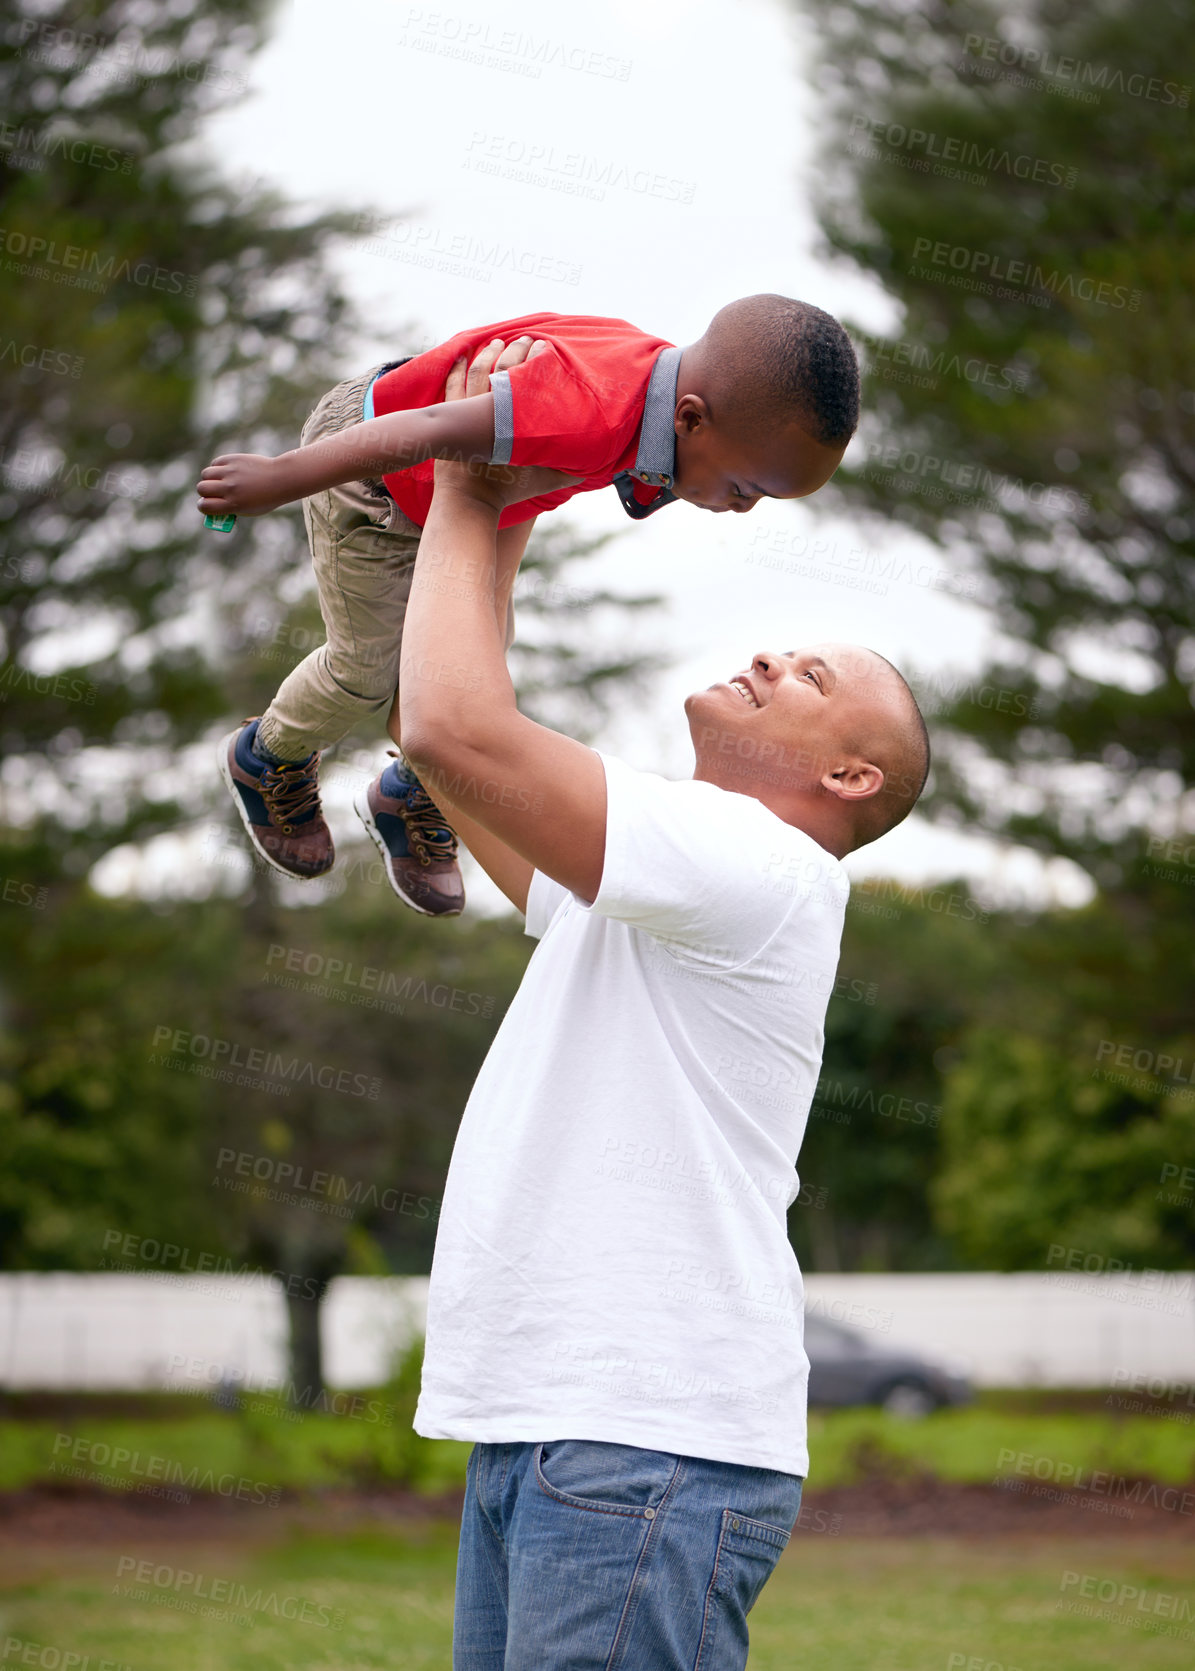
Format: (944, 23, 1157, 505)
(820, 759, 884, 804)
(674, 393, 710, 436)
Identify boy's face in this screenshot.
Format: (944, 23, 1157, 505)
(670, 395, 845, 513)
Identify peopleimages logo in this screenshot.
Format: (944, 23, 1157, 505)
(959, 34, 1190, 108)
(1095, 1039, 1195, 1085)
(263, 943, 496, 1017)
(98, 1230, 325, 1299)
(1108, 1366, 1195, 1422)
(0, 663, 98, 705)
(996, 1447, 1195, 1516)
(0, 445, 143, 504)
(165, 1353, 394, 1424)
(0, 229, 196, 295)
(149, 1026, 382, 1100)
(1058, 1570, 1195, 1634)
(910, 238, 1140, 311)
(0, 121, 136, 174)
(463, 131, 696, 204)
(861, 440, 1089, 518)
(848, 114, 1077, 188)
(0, 339, 84, 378)
(0, 1640, 130, 1670)
(850, 329, 1028, 394)
(14, 17, 247, 94)
(112, 1555, 345, 1629)
(353, 215, 582, 288)
(52, 1433, 281, 1506)
(398, 9, 632, 81)
(213, 1147, 441, 1223)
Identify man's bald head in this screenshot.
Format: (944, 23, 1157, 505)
(842, 651, 931, 850)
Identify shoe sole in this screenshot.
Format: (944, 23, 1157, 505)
(353, 784, 461, 916)
(217, 727, 334, 884)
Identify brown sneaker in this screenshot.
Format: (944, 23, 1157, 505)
(354, 753, 465, 916)
(218, 719, 335, 881)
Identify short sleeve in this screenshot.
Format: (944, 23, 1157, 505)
(524, 869, 572, 941)
(490, 349, 616, 473)
(588, 754, 847, 965)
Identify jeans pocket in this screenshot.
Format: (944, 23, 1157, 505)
(533, 1440, 681, 1517)
(694, 1508, 794, 1671)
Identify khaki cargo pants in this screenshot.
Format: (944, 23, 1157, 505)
(256, 364, 423, 763)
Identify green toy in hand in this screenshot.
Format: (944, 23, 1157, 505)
(204, 513, 237, 532)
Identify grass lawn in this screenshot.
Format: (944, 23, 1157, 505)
(804, 1400, 1195, 1486)
(1, 1523, 1193, 1669)
(3, 1391, 1194, 1499)
(3, 1395, 1192, 1665)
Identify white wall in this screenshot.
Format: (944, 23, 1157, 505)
(1, 1271, 1191, 1390)
(801, 1272, 1195, 1387)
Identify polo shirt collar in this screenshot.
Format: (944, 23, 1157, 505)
(628, 345, 682, 488)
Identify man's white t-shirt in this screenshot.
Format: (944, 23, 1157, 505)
(413, 753, 848, 1476)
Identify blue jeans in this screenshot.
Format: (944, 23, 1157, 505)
(453, 1439, 804, 1670)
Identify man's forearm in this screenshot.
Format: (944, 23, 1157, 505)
(399, 482, 516, 760)
(388, 518, 531, 739)
(388, 504, 535, 913)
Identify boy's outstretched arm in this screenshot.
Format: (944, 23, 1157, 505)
(196, 335, 561, 518)
(397, 343, 608, 909)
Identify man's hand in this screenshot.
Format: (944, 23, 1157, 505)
(435, 338, 582, 511)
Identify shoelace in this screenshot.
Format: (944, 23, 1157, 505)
(402, 782, 459, 867)
(259, 759, 323, 836)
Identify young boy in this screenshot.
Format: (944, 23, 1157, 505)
(198, 296, 860, 915)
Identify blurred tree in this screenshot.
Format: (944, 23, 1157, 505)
(0, 870, 231, 1270)
(797, 0, 1193, 887)
(0, 0, 365, 875)
(0, 0, 400, 1398)
(0, 857, 536, 1394)
(198, 890, 534, 1399)
(934, 879, 1195, 1269)
(795, 0, 1195, 1273)
(0, 0, 663, 871)
(0, 1, 667, 1396)
(789, 890, 1007, 1272)
(936, 1027, 1195, 1270)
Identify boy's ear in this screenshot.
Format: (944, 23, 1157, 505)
(674, 393, 711, 435)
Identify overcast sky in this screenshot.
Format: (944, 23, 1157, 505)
(101, 0, 1092, 909)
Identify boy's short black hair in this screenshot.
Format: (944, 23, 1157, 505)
(706, 294, 860, 447)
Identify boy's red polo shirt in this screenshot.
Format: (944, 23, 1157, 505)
(368, 312, 679, 528)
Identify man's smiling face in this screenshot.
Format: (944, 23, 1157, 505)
(686, 643, 881, 773)
(683, 640, 930, 855)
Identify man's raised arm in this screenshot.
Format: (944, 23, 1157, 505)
(396, 343, 608, 909)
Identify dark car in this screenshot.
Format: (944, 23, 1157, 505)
(804, 1314, 973, 1416)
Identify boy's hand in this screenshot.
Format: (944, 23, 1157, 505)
(197, 453, 292, 517)
(436, 336, 580, 511)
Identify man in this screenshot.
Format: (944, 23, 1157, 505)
(397, 341, 930, 1670)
